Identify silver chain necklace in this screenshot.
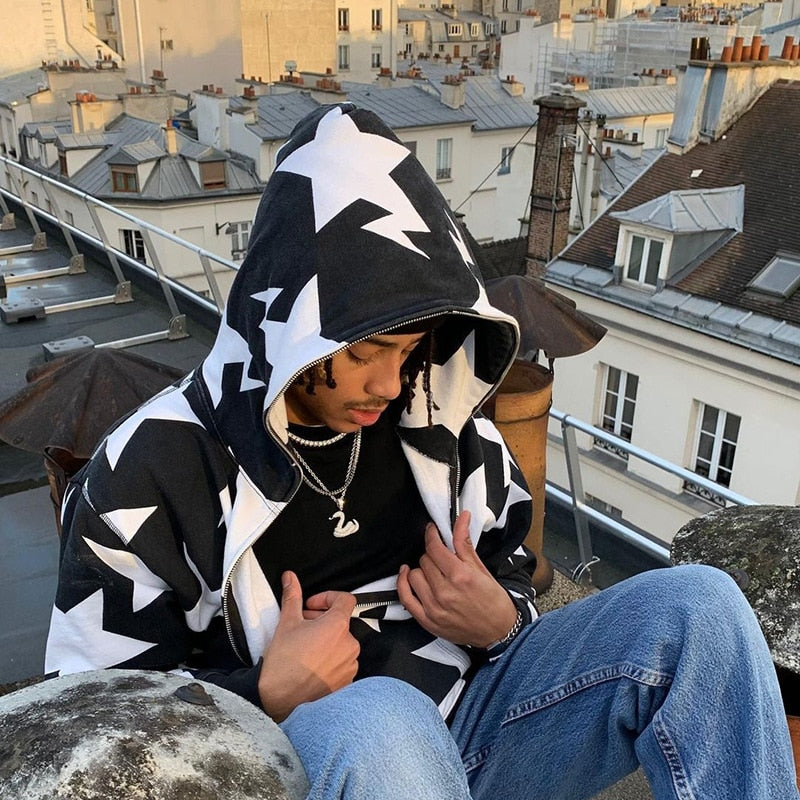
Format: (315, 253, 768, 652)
(287, 430, 347, 448)
(291, 429, 362, 538)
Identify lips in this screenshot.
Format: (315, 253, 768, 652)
(348, 408, 385, 426)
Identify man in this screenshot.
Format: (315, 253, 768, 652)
(46, 104, 798, 799)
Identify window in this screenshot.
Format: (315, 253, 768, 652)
(498, 146, 513, 175)
(228, 221, 250, 261)
(371, 8, 382, 30)
(748, 253, 800, 298)
(655, 128, 669, 148)
(64, 210, 74, 226)
(625, 234, 663, 287)
(58, 151, 68, 176)
(595, 366, 638, 459)
(500, 20, 508, 33)
(684, 404, 741, 504)
(371, 46, 382, 68)
(436, 138, 452, 180)
(121, 229, 146, 263)
(502, 0, 509, 9)
(338, 45, 350, 70)
(448, 23, 463, 36)
(200, 161, 226, 190)
(515, 19, 521, 31)
(338, 7, 349, 30)
(470, 22, 480, 37)
(111, 166, 138, 193)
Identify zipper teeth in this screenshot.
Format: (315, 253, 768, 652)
(354, 599, 399, 612)
(222, 557, 248, 664)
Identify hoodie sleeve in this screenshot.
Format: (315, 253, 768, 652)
(458, 414, 538, 628)
(44, 431, 264, 706)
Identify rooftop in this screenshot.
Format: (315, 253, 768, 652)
(550, 80, 800, 362)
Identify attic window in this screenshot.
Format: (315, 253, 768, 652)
(111, 165, 138, 192)
(748, 253, 800, 299)
(625, 234, 663, 287)
(58, 151, 68, 177)
(200, 160, 226, 190)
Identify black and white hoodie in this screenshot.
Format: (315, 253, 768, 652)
(45, 104, 537, 719)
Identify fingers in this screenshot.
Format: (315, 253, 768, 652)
(397, 564, 428, 622)
(305, 589, 357, 617)
(279, 571, 303, 621)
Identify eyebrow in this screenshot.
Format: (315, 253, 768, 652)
(362, 334, 426, 349)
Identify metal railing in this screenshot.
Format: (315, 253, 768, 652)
(0, 154, 238, 330)
(547, 408, 756, 582)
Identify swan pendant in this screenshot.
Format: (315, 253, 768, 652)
(330, 509, 360, 538)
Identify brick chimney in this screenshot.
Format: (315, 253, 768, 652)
(526, 86, 586, 278)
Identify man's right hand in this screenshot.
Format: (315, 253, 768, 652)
(258, 571, 360, 722)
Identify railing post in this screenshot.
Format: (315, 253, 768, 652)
(560, 415, 597, 582)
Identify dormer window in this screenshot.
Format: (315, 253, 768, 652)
(111, 165, 138, 192)
(200, 160, 226, 190)
(625, 234, 663, 287)
(448, 23, 463, 36)
(612, 185, 744, 290)
(58, 151, 68, 177)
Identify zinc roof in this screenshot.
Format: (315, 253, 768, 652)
(583, 84, 677, 120)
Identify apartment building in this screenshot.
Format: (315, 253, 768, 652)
(542, 56, 800, 545)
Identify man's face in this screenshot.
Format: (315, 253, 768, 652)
(284, 332, 426, 432)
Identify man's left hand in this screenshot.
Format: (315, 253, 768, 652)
(397, 510, 518, 648)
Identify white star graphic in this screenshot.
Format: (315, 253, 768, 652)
(412, 638, 472, 672)
(99, 505, 157, 545)
(45, 589, 156, 673)
(84, 537, 168, 612)
(202, 310, 266, 409)
(253, 278, 340, 404)
(277, 106, 430, 257)
(104, 389, 203, 470)
(447, 213, 475, 270)
(184, 544, 222, 632)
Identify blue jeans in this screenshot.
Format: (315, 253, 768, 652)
(281, 566, 799, 799)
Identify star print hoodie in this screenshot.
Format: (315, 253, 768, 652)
(45, 103, 537, 720)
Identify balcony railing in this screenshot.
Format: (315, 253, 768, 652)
(548, 408, 756, 582)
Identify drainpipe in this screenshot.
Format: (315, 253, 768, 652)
(589, 113, 606, 225)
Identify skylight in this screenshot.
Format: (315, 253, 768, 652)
(748, 253, 800, 299)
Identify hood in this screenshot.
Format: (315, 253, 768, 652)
(200, 103, 519, 494)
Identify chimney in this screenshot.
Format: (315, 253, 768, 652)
(440, 74, 466, 109)
(165, 120, 179, 155)
(501, 75, 524, 97)
(376, 66, 393, 89)
(525, 88, 587, 278)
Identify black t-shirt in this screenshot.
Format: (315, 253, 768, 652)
(253, 413, 430, 600)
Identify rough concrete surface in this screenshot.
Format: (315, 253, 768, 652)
(0, 670, 309, 800)
(672, 504, 800, 674)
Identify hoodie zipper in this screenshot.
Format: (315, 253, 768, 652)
(221, 309, 513, 663)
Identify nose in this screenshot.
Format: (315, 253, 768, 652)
(364, 357, 403, 400)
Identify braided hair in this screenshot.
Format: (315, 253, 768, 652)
(293, 331, 439, 426)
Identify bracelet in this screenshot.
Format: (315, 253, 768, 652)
(487, 607, 524, 651)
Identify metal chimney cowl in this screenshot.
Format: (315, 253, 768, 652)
(0, 670, 309, 799)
